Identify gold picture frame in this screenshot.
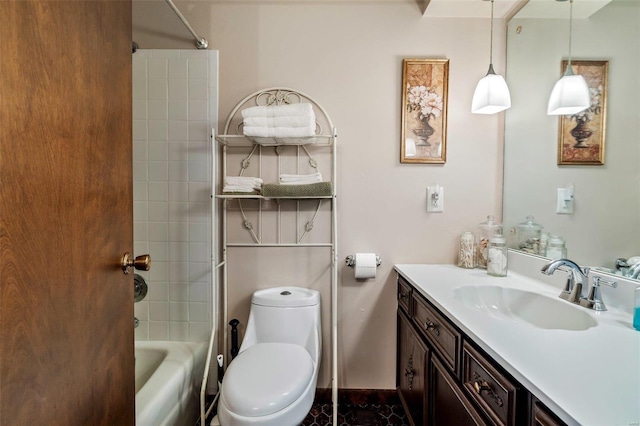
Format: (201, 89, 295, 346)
(401, 58, 449, 164)
(557, 60, 608, 165)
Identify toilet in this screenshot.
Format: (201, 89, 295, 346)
(217, 286, 321, 426)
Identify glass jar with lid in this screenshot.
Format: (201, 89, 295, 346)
(475, 215, 502, 269)
(545, 235, 567, 259)
(458, 231, 476, 269)
(487, 235, 508, 277)
(511, 215, 543, 254)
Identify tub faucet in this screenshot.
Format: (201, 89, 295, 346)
(541, 258, 590, 304)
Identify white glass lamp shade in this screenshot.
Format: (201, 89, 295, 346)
(471, 71, 512, 114)
(547, 74, 590, 115)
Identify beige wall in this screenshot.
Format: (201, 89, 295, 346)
(133, 0, 506, 389)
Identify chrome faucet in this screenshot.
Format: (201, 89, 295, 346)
(579, 276, 618, 311)
(629, 263, 640, 279)
(541, 258, 589, 304)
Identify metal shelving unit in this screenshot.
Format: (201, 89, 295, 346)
(201, 87, 338, 425)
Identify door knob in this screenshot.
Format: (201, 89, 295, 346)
(121, 252, 151, 274)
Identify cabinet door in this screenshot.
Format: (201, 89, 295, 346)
(398, 311, 429, 426)
(531, 399, 566, 426)
(430, 356, 487, 426)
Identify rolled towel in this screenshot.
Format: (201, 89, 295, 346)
(279, 172, 323, 185)
(243, 116, 316, 128)
(241, 103, 314, 118)
(243, 126, 316, 138)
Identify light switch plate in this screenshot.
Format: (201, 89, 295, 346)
(556, 188, 574, 214)
(427, 187, 444, 212)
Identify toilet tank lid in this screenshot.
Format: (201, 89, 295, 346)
(252, 286, 320, 307)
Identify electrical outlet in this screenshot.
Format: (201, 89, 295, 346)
(427, 186, 444, 212)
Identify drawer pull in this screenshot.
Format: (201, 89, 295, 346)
(425, 319, 440, 336)
(399, 291, 408, 300)
(472, 374, 504, 407)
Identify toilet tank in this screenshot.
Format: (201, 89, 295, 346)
(239, 287, 321, 361)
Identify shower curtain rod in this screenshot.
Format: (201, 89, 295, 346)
(165, 0, 208, 49)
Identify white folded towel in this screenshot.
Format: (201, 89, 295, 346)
(223, 176, 263, 192)
(241, 103, 314, 118)
(243, 126, 316, 138)
(243, 116, 315, 129)
(279, 172, 323, 185)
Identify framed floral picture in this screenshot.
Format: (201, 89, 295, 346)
(401, 58, 449, 164)
(558, 60, 608, 165)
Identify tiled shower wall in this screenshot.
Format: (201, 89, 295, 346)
(132, 49, 218, 341)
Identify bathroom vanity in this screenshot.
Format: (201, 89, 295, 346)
(395, 264, 640, 426)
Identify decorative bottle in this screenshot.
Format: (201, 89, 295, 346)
(512, 215, 543, 253)
(475, 215, 502, 269)
(545, 235, 567, 259)
(487, 235, 508, 277)
(458, 232, 476, 269)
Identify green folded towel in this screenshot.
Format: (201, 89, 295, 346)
(262, 182, 333, 198)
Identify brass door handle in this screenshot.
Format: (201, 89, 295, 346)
(474, 379, 491, 394)
(122, 252, 151, 274)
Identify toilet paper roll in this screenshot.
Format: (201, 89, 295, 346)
(354, 253, 377, 279)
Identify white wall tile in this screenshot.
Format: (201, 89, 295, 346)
(149, 301, 169, 321)
(148, 58, 168, 80)
(148, 281, 168, 301)
(148, 141, 168, 162)
(189, 302, 209, 322)
(148, 100, 168, 120)
(150, 262, 169, 283)
(169, 120, 189, 140)
(133, 120, 148, 141)
(189, 282, 209, 302)
(189, 100, 208, 121)
(148, 120, 168, 141)
(170, 322, 189, 341)
(170, 242, 189, 262)
(133, 221, 148, 240)
(169, 100, 188, 120)
(169, 59, 188, 79)
(188, 183, 210, 202)
(189, 322, 210, 341)
(135, 301, 150, 320)
(169, 262, 189, 282)
(133, 140, 148, 161)
(133, 79, 147, 100)
(169, 222, 189, 241)
(169, 282, 189, 302)
(169, 182, 189, 201)
(189, 243, 209, 263)
(188, 121, 208, 142)
(148, 79, 168, 100)
(188, 80, 208, 101)
(188, 58, 208, 80)
(132, 161, 148, 182)
(168, 202, 189, 222)
(169, 161, 189, 182)
(168, 142, 189, 162)
(149, 242, 169, 262)
(148, 162, 168, 181)
(148, 222, 169, 241)
(189, 162, 208, 182)
(134, 199, 149, 217)
(189, 223, 209, 242)
(149, 322, 169, 340)
(148, 182, 168, 202)
(169, 302, 189, 321)
(135, 321, 149, 340)
(148, 202, 168, 222)
(133, 99, 147, 120)
(168, 79, 188, 100)
(189, 263, 211, 283)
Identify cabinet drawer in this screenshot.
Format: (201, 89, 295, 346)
(412, 293, 461, 376)
(462, 342, 518, 426)
(397, 276, 412, 315)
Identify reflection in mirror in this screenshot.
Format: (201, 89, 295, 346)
(503, 0, 640, 279)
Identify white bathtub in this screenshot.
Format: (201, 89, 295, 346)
(135, 341, 207, 426)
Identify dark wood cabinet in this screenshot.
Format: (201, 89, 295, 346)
(397, 275, 566, 426)
(430, 356, 485, 426)
(398, 311, 429, 426)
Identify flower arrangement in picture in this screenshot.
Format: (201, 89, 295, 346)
(406, 84, 443, 145)
(569, 85, 603, 147)
(571, 85, 603, 125)
(406, 84, 443, 122)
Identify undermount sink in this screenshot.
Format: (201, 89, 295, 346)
(452, 285, 597, 331)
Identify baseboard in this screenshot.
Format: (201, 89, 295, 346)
(314, 388, 400, 406)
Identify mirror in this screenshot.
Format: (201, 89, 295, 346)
(503, 0, 640, 278)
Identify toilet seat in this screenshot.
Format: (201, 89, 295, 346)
(221, 342, 314, 417)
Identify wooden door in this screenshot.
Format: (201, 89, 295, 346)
(0, 1, 134, 424)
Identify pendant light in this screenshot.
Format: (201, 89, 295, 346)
(472, 0, 511, 114)
(547, 0, 590, 115)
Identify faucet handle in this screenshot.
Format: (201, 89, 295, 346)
(580, 276, 617, 311)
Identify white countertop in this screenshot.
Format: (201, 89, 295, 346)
(395, 264, 640, 426)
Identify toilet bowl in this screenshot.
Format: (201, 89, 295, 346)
(218, 286, 321, 426)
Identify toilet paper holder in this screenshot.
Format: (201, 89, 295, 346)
(345, 254, 382, 268)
